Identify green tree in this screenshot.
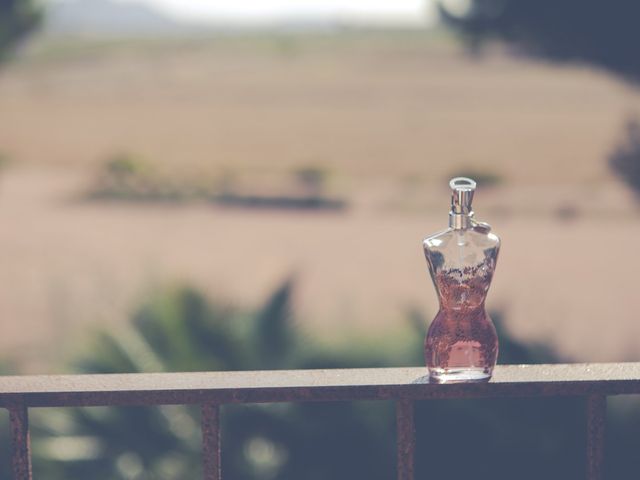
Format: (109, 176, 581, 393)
(0, 0, 41, 62)
(439, 0, 640, 198)
(609, 119, 640, 199)
(439, 0, 640, 83)
(30, 280, 611, 480)
(33, 281, 402, 480)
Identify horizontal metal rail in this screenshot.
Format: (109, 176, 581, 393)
(3, 362, 640, 480)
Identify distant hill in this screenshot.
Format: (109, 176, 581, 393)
(45, 0, 193, 36)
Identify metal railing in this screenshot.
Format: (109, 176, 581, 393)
(2, 362, 640, 480)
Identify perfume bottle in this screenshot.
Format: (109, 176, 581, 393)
(423, 177, 500, 383)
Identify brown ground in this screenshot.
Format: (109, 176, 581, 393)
(0, 32, 639, 371)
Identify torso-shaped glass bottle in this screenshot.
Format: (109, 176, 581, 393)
(423, 177, 500, 383)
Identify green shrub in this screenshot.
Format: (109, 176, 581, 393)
(610, 119, 640, 199)
(0, 152, 10, 170)
(0, 0, 41, 62)
(34, 281, 400, 479)
(294, 166, 329, 195)
(27, 282, 640, 479)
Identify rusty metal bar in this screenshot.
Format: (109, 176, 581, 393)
(586, 394, 606, 480)
(396, 399, 415, 480)
(9, 404, 32, 480)
(201, 404, 221, 480)
(0, 364, 639, 408)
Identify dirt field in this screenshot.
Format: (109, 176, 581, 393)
(1, 32, 640, 371)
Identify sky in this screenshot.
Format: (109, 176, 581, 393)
(116, 0, 436, 26)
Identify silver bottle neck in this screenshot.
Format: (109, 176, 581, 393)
(449, 211, 474, 229)
(449, 177, 476, 230)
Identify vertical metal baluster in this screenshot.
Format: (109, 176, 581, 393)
(202, 404, 221, 480)
(397, 399, 415, 480)
(9, 404, 32, 480)
(586, 395, 606, 480)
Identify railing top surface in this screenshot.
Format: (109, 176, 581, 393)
(1, 363, 640, 408)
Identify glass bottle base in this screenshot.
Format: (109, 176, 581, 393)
(428, 367, 492, 384)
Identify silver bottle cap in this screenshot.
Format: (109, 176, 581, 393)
(449, 177, 476, 229)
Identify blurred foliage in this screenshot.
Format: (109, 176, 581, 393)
(32, 280, 400, 479)
(89, 153, 346, 210)
(293, 166, 329, 196)
(610, 118, 640, 199)
(0, 0, 41, 62)
(26, 280, 640, 479)
(105, 153, 146, 180)
(0, 152, 10, 170)
(439, 0, 640, 83)
(90, 152, 196, 203)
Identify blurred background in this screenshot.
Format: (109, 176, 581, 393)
(2, 0, 640, 478)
